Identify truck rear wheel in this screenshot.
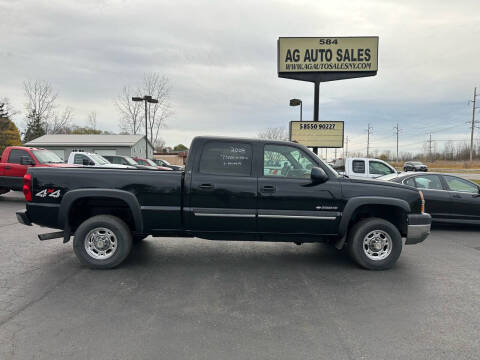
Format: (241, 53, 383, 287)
(346, 218, 402, 270)
(73, 215, 132, 269)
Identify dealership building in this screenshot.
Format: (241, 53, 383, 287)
(25, 134, 154, 160)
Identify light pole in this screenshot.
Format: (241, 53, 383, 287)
(289, 98, 302, 121)
(132, 95, 158, 159)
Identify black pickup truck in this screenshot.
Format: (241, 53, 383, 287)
(17, 136, 431, 270)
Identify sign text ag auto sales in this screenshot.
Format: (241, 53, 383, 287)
(278, 37, 378, 73)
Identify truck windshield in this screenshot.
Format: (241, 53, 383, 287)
(91, 154, 110, 165)
(320, 159, 341, 178)
(124, 157, 139, 166)
(144, 159, 157, 167)
(32, 150, 64, 164)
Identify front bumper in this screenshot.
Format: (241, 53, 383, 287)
(16, 210, 32, 226)
(406, 213, 431, 244)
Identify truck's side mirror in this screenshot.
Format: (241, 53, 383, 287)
(311, 167, 328, 184)
(20, 156, 34, 166)
(82, 159, 93, 166)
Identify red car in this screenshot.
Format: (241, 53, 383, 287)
(0, 146, 74, 195)
(132, 157, 172, 171)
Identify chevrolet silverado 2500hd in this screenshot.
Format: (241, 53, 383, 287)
(16, 136, 431, 270)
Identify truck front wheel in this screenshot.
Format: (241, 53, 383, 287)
(346, 218, 402, 270)
(73, 215, 133, 269)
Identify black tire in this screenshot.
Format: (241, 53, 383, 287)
(0, 188, 9, 195)
(73, 215, 132, 269)
(346, 217, 402, 270)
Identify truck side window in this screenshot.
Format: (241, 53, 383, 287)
(369, 161, 394, 175)
(74, 154, 90, 165)
(8, 149, 31, 164)
(264, 145, 314, 178)
(199, 142, 252, 176)
(352, 160, 365, 173)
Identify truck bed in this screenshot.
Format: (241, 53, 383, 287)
(26, 167, 184, 232)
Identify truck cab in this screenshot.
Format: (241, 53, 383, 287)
(337, 158, 398, 179)
(66, 151, 134, 169)
(0, 146, 71, 193)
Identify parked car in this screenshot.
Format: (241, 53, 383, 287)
(103, 155, 158, 170)
(334, 157, 398, 179)
(153, 158, 184, 171)
(0, 146, 74, 195)
(132, 157, 172, 171)
(381, 172, 480, 224)
(403, 161, 428, 172)
(67, 152, 134, 169)
(17, 136, 431, 270)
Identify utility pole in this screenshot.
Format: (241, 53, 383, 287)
(366, 124, 373, 157)
(428, 133, 433, 162)
(393, 123, 400, 162)
(344, 136, 349, 158)
(469, 87, 479, 162)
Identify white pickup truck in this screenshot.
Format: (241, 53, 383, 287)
(66, 152, 133, 169)
(332, 157, 398, 179)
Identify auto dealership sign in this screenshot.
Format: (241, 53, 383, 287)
(290, 121, 344, 148)
(278, 37, 378, 74)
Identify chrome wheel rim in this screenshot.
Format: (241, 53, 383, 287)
(84, 227, 118, 260)
(362, 230, 392, 261)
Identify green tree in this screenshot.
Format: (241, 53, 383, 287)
(0, 116, 22, 154)
(173, 144, 188, 151)
(23, 110, 46, 143)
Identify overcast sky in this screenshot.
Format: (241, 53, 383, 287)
(1, 0, 480, 156)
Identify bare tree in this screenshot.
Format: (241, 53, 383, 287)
(46, 106, 74, 134)
(154, 138, 166, 152)
(258, 127, 289, 141)
(116, 74, 171, 144)
(88, 111, 97, 130)
(115, 86, 143, 135)
(143, 73, 171, 146)
(23, 80, 57, 125)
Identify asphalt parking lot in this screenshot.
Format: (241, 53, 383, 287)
(0, 191, 479, 359)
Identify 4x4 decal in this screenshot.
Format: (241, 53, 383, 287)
(35, 189, 61, 198)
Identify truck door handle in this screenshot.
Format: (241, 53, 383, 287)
(199, 184, 214, 190)
(261, 185, 276, 193)
(4, 166, 11, 170)
(452, 194, 461, 198)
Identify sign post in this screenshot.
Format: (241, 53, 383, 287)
(278, 36, 379, 154)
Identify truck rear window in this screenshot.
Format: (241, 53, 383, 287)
(199, 142, 252, 176)
(352, 160, 365, 173)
